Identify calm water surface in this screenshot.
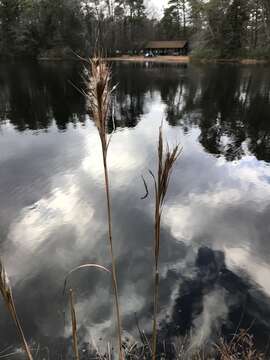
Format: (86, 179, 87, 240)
(1, 62, 270, 357)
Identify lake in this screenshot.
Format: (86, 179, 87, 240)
(0, 61, 270, 358)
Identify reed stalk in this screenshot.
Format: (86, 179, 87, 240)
(69, 289, 80, 360)
(86, 57, 123, 360)
(0, 260, 33, 360)
(150, 127, 181, 360)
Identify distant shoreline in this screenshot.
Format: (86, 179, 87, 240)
(35, 55, 270, 65)
(106, 55, 190, 63)
(105, 55, 269, 65)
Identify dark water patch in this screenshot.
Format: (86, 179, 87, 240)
(162, 247, 270, 355)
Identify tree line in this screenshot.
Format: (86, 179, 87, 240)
(0, 0, 270, 59)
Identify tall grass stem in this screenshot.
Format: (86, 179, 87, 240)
(150, 127, 181, 360)
(69, 289, 80, 360)
(86, 57, 123, 360)
(0, 261, 33, 360)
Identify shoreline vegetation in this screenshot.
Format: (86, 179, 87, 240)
(0, 1, 270, 64)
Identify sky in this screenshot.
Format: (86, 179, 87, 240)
(152, 0, 168, 9)
(146, 0, 168, 15)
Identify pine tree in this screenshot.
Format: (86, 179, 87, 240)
(222, 0, 248, 57)
(0, 0, 21, 55)
(168, 0, 190, 37)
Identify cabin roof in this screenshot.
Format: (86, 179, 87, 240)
(145, 41, 187, 49)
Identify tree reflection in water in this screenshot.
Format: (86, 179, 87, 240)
(1, 62, 269, 162)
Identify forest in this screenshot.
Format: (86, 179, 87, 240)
(0, 0, 270, 60)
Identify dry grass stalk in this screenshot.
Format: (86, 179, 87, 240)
(0, 260, 33, 360)
(216, 329, 265, 360)
(64, 263, 111, 294)
(69, 289, 80, 360)
(86, 57, 123, 360)
(149, 127, 181, 360)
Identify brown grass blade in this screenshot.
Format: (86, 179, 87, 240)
(215, 329, 265, 359)
(0, 260, 33, 360)
(64, 264, 110, 294)
(69, 289, 80, 360)
(141, 175, 149, 200)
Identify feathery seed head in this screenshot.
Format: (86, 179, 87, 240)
(0, 260, 12, 303)
(157, 126, 182, 207)
(87, 58, 111, 144)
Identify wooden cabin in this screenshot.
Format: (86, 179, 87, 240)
(144, 41, 188, 56)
